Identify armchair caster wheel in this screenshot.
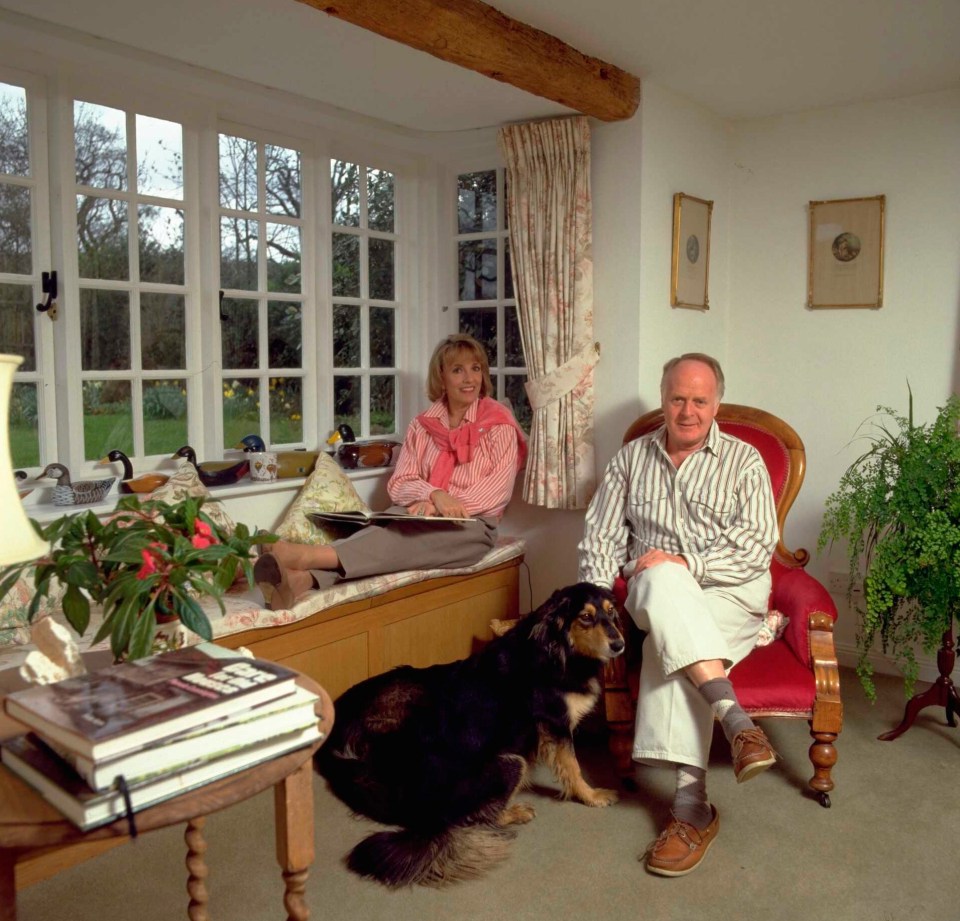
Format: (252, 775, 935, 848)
(817, 792, 831, 808)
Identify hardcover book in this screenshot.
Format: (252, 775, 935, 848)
(3, 644, 297, 762)
(1, 723, 321, 831)
(307, 509, 474, 530)
(49, 684, 320, 792)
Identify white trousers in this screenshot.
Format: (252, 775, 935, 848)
(625, 563, 767, 770)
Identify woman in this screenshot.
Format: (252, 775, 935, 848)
(254, 334, 527, 609)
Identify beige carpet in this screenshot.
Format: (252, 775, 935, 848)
(17, 667, 959, 921)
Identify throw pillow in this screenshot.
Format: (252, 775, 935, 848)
(150, 462, 237, 535)
(0, 572, 65, 649)
(274, 452, 369, 544)
(755, 609, 789, 648)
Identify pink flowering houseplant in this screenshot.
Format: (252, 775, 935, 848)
(0, 495, 272, 661)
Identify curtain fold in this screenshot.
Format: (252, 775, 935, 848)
(498, 116, 597, 509)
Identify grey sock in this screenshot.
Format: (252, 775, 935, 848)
(698, 676, 755, 743)
(672, 765, 713, 830)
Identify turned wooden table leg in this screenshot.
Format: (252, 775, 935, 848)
(879, 628, 959, 741)
(185, 816, 210, 921)
(1, 850, 17, 921)
(274, 759, 315, 921)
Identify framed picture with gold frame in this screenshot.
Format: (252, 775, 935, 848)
(671, 193, 713, 309)
(807, 195, 885, 309)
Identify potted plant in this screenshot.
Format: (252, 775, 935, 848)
(818, 393, 960, 702)
(0, 495, 273, 661)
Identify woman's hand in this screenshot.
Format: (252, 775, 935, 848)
(430, 489, 470, 519)
(406, 500, 437, 517)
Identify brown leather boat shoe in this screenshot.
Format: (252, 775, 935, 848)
(644, 806, 720, 877)
(732, 727, 778, 783)
(253, 552, 297, 611)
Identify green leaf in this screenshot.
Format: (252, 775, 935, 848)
(61, 584, 91, 635)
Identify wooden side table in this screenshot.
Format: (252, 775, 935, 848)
(0, 675, 333, 921)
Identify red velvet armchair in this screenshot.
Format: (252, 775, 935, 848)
(603, 404, 843, 806)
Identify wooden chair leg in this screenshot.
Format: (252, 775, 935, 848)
(807, 727, 838, 808)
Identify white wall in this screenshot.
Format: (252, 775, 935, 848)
(727, 88, 960, 676)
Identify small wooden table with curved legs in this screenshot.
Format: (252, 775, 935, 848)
(0, 675, 333, 921)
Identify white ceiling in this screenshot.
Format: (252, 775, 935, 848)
(3, 0, 960, 132)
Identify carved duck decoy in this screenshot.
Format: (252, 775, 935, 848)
(15, 469, 32, 500)
(172, 446, 249, 488)
(38, 463, 116, 506)
(236, 434, 320, 478)
(99, 449, 169, 494)
(326, 424, 398, 470)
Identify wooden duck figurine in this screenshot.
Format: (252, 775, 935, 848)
(236, 434, 320, 478)
(172, 446, 249, 488)
(15, 470, 32, 500)
(38, 463, 116, 506)
(326, 424, 398, 470)
(100, 449, 169, 494)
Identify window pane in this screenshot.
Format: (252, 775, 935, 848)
(368, 167, 394, 232)
(505, 374, 532, 433)
(0, 83, 29, 176)
(267, 301, 302, 368)
(505, 236, 514, 300)
(332, 232, 360, 297)
(369, 237, 394, 300)
(370, 376, 395, 435)
(221, 297, 258, 368)
(333, 304, 360, 367)
(334, 375, 361, 432)
(331, 159, 359, 227)
(141, 293, 185, 370)
(266, 222, 301, 293)
(219, 134, 257, 211)
(0, 184, 31, 274)
(505, 306, 524, 366)
(458, 170, 496, 233)
(78, 195, 129, 280)
(370, 306, 395, 368)
(458, 307, 496, 366)
(223, 377, 260, 447)
(136, 114, 182, 200)
(270, 377, 303, 444)
(75, 101, 127, 191)
(266, 145, 300, 217)
(458, 239, 496, 300)
(10, 382, 39, 467)
(84, 379, 132, 460)
(220, 216, 258, 289)
(139, 204, 184, 284)
(0, 283, 35, 369)
(143, 379, 188, 454)
(80, 289, 130, 371)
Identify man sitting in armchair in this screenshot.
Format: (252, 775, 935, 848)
(577, 353, 779, 876)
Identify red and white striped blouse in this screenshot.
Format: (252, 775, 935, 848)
(387, 398, 521, 519)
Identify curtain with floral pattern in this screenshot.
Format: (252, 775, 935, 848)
(498, 116, 597, 509)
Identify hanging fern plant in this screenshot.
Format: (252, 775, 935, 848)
(818, 392, 960, 701)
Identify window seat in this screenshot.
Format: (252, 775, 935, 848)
(0, 537, 526, 702)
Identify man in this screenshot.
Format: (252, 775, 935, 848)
(578, 353, 779, 876)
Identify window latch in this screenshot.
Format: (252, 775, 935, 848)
(36, 270, 58, 320)
(219, 289, 229, 322)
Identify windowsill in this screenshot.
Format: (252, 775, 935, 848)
(21, 464, 393, 525)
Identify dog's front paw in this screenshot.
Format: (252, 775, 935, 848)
(497, 802, 537, 826)
(580, 786, 619, 807)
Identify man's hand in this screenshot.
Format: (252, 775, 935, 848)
(407, 500, 437, 517)
(626, 549, 688, 577)
(430, 489, 470, 519)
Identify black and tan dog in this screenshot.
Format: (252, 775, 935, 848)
(314, 582, 625, 887)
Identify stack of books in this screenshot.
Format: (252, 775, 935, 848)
(0, 643, 321, 831)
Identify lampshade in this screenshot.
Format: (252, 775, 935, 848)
(0, 354, 49, 565)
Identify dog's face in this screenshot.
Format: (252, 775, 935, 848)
(538, 582, 625, 662)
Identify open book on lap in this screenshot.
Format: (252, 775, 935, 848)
(307, 509, 475, 531)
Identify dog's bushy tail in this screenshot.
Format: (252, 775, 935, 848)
(347, 824, 515, 887)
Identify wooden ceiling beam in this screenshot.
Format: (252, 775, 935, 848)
(295, 0, 640, 122)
